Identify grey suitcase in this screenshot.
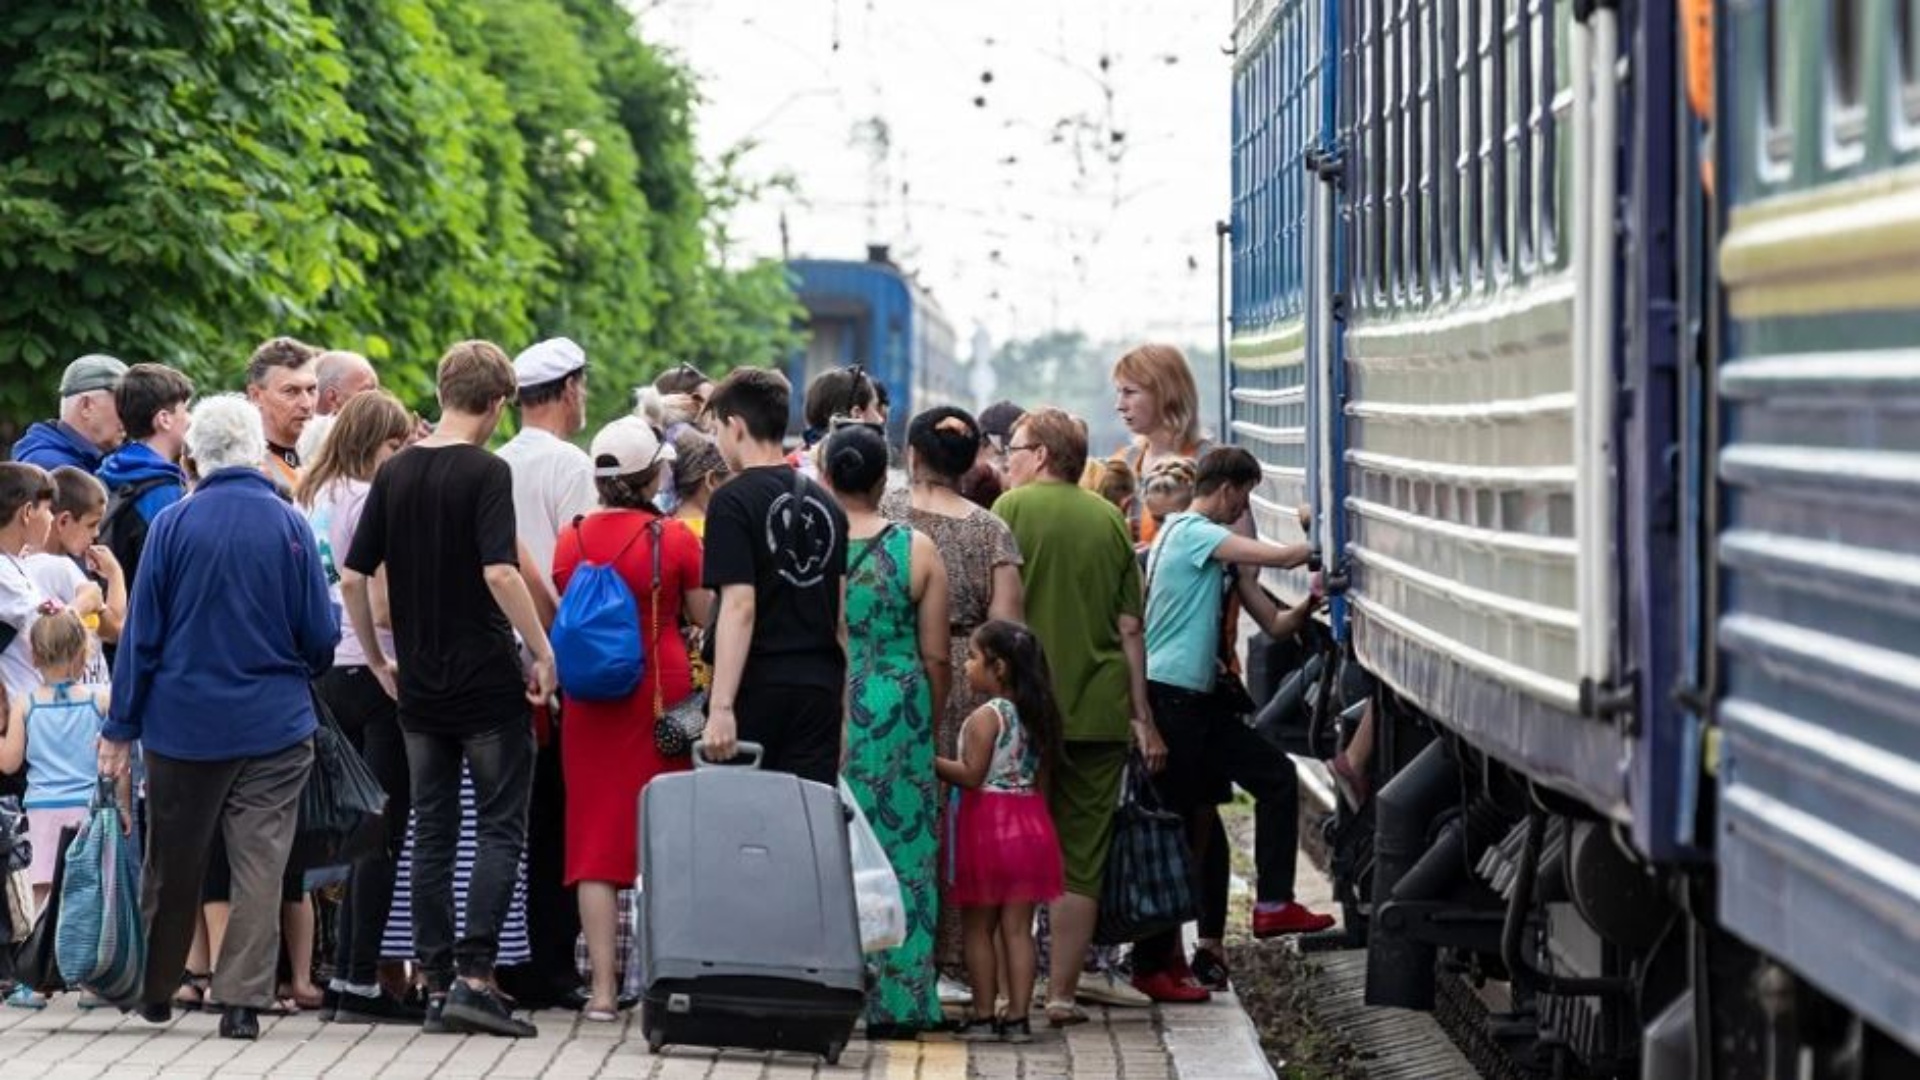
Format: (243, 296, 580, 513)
(636, 742, 865, 1063)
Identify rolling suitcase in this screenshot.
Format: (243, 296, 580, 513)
(637, 742, 865, 1063)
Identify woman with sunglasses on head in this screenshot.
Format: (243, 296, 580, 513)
(789, 365, 884, 479)
(652, 363, 715, 439)
(550, 418, 711, 1023)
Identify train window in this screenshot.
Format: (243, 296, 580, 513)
(1485, 0, 1509, 279)
(1536, 0, 1558, 265)
(1829, 0, 1866, 151)
(1462, 0, 1484, 285)
(1901, 0, 1920, 124)
(1383, 0, 1402, 306)
(1510, 0, 1533, 272)
(1369, 0, 1388, 303)
(1830, 1, 1862, 111)
(1762, 2, 1791, 165)
(1437, 0, 1461, 292)
(1421, 0, 1444, 299)
(1409, 0, 1431, 304)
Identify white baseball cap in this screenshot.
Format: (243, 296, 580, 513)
(590, 416, 676, 478)
(511, 337, 586, 389)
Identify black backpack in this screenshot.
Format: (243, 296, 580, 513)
(97, 476, 172, 589)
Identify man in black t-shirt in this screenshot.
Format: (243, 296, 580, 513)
(700, 367, 849, 786)
(342, 341, 556, 1039)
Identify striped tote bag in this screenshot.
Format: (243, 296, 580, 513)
(54, 779, 145, 1006)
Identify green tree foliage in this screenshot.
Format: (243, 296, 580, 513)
(0, 0, 378, 427)
(0, 0, 798, 442)
(306, 0, 545, 405)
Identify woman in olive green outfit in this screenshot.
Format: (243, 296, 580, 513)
(822, 424, 952, 1037)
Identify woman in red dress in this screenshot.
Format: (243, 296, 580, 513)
(552, 416, 709, 1021)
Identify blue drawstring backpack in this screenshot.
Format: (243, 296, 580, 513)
(553, 517, 662, 702)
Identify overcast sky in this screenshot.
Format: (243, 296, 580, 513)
(644, 0, 1233, 355)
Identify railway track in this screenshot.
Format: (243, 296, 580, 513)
(1290, 760, 1526, 1080)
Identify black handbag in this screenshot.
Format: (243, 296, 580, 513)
(654, 689, 708, 759)
(1093, 758, 1197, 945)
(12, 823, 76, 993)
(293, 689, 388, 871)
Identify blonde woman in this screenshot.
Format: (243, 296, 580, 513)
(1110, 344, 1211, 546)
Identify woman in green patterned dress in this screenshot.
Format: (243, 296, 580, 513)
(821, 423, 951, 1038)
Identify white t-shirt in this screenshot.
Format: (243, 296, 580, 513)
(24, 553, 109, 685)
(0, 552, 45, 700)
(496, 426, 597, 597)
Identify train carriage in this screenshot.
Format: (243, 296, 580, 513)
(1225, 0, 1920, 1073)
(787, 250, 958, 447)
(1713, 0, 1920, 1064)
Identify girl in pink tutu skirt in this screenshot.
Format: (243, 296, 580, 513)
(935, 620, 1066, 1043)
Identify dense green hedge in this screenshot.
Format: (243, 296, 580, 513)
(0, 0, 799, 435)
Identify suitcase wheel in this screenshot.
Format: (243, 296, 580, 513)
(646, 1032, 665, 1055)
(824, 1039, 845, 1066)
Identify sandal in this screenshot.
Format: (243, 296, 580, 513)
(952, 1013, 999, 1041)
(1044, 999, 1088, 1028)
(582, 1005, 620, 1024)
(173, 971, 211, 1013)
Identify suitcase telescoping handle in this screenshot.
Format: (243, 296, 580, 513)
(690, 739, 765, 770)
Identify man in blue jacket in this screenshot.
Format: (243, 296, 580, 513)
(12, 354, 128, 471)
(97, 394, 338, 1042)
(95, 363, 195, 589)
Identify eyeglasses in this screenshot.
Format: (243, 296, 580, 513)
(1006, 443, 1040, 456)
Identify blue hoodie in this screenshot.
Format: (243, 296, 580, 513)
(97, 442, 186, 517)
(11, 420, 107, 472)
(104, 467, 339, 761)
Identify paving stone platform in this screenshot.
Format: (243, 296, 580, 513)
(0, 988, 1274, 1079)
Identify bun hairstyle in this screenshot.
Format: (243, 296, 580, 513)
(906, 406, 981, 481)
(823, 423, 890, 497)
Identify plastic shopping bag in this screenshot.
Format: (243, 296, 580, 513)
(839, 779, 906, 954)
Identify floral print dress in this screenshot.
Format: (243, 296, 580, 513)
(841, 523, 943, 1030)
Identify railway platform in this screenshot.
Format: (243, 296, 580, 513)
(0, 983, 1275, 1080)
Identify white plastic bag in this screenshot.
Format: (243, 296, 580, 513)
(840, 779, 906, 954)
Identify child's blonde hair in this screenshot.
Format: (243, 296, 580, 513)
(30, 610, 87, 672)
(1141, 459, 1197, 522)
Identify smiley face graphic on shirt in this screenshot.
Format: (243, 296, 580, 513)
(766, 488, 838, 588)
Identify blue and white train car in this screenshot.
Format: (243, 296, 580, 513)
(1224, 0, 1920, 1073)
(787, 249, 959, 447)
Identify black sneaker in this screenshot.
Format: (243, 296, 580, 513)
(441, 981, 538, 1038)
(422, 993, 449, 1035)
(1190, 947, 1231, 993)
(337, 989, 428, 1026)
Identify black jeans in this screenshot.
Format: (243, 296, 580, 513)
(403, 714, 534, 989)
(1136, 681, 1300, 971)
(316, 666, 411, 987)
(1199, 810, 1229, 941)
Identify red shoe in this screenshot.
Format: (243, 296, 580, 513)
(1130, 969, 1212, 1004)
(1252, 901, 1337, 939)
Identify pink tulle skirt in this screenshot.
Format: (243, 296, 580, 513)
(944, 788, 1064, 906)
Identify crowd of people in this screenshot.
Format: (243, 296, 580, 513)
(0, 336, 1362, 1045)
